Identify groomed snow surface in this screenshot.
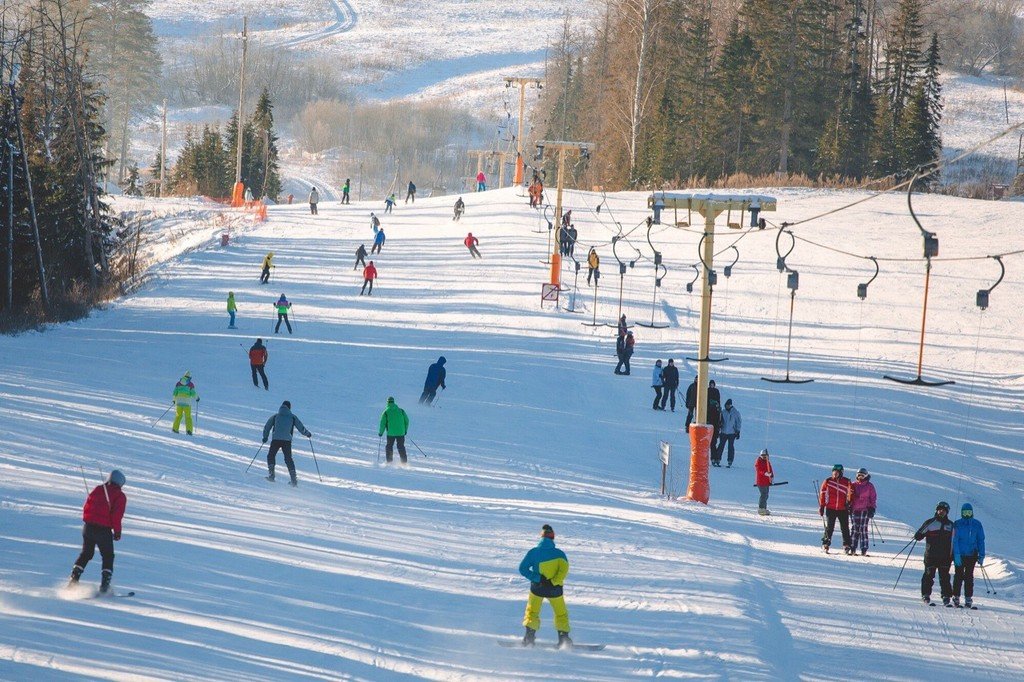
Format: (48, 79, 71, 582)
(1, 187, 1023, 680)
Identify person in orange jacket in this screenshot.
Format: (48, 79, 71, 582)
(755, 449, 774, 515)
(68, 470, 127, 593)
(361, 261, 378, 296)
(465, 232, 481, 258)
(819, 464, 854, 553)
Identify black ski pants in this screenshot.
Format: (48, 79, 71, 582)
(354, 254, 366, 269)
(386, 435, 407, 463)
(361, 279, 374, 295)
(419, 387, 438, 405)
(75, 522, 114, 574)
(660, 388, 676, 411)
(922, 560, 953, 600)
(261, 266, 271, 284)
(652, 386, 663, 409)
(757, 485, 771, 510)
(371, 242, 383, 254)
(615, 352, 631, 375)
(251, 364, 269, 389)
(953, 555, 978, 600)
(310, 203, 318, 215)
(276, 313, 292, 334)
(823, 509, 851, 548)
(342, 191, 350, 204)
(267, 439, 296, 481)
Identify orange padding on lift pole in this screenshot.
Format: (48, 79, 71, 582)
(549, 253, 562, 286)
(686, 424, 712, 504)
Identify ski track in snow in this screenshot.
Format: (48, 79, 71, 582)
(2, 188, 1024, 679)
(272, 0, 357, 49)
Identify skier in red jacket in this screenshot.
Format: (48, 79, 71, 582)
(819, 464, 854, 553)
(249, 338, 269, 390)
(754, 449, 774, 515)
(361, 261, 378, 296)
(464, 232, 481, 258)
(69, 470, 127, 593)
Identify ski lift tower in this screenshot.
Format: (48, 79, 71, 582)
(648, 192, 776, 502)
(503, 76, 544, 185)
(536, 140, 593, 288)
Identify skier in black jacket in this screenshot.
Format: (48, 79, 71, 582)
(914, 501, 955, 605)
(684, 377, 698, 432)
(707, 380, 723, 464)
(354, 244, 368, 270)
(660, 359, 679, 411)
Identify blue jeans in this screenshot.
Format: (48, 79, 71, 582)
(716, 434, 737, 464)
(229, 310, 236, 327)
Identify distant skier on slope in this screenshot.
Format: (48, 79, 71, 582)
(249, 338, 269, 390)
(819, 465, 853, 554)
(68, 469, 127, 594)
(371, 212, 381, 233)
(309, 187, 320, 215)
(850, 468, 877, 555)
(406, 180, 416, 203)
(354, 243, 368, 270)
(171, 372, 198, 436)
(342, 178, 351, 204)
(716, 398, 741, 467)
(755, 449, 774, 515)
(260, 252, 274, 284)
(614, 330, 634, 375)
(476, 170, 487, 192)
(659, 358, 679, 411)
(707, 380, 723, 464)
(651, 359, 664, 410)
(227, 291, 237, 329)
(453, 197, 465, 221)
(914, 501, 954, 606)
(952, 503, 985, 609)
(361, 261, 378, 296)
(378, 397, 410, 464)
(684, 376, 697, 432)
(586, 248, 599, 286)
(262, 400, 312, 486)
(384, 193, 396, 213)
(519, 524, 572, 648)
(465, 232, 481, 258)
(274, 294, 293, 334)
(419, 356, 447, 405)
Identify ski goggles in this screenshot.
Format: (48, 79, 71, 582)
(962, 510, 973, 518)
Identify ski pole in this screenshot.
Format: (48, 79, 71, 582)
(245, 443, 265, 474)
(152, 403, 173, 428)
(376, 435, 382, 465)
(98, 467, 112, 509)
(893, 539, 917, 590)
(194, 400, 199, 434)
(980, 563, 996, 595)
(308, 436, 323, 482)
(79, 465, 90, 493)
(409, 438, 427, 459)
(433, 392, 442, 408)
(871, 518, 885, 543)
(891, 536, 916, 561)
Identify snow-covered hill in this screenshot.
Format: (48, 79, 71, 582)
(1, 187, 1023, 680)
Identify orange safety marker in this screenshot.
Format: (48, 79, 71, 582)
(686, 424, 712, 504)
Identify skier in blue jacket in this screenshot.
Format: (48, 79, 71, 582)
(419, 356, 447, 405)
(952, 503, 985, 608)
(372, 227, 386, 254)
(518, 524, 571, 648)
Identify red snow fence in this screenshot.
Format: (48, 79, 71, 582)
(686, 423, 712, 504)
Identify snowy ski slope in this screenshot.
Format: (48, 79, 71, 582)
(1, 187, 1023, 680)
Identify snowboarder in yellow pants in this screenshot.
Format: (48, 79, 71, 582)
(518, 524, 571, 647)
(171, 372, 199, 436)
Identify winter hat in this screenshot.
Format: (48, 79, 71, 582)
(759, 449, 769, 457)
(857, 467, 868, 476)
(541, 524, 555, 539)
(108, 470, 126, 487)
(709, 380, 716, 387)
(936, 501, 950, 512)
(229, 291, 234, 297)
(183, 370, 191, 379)
(832, 464, 844, 472)
(256, 338, 263, 344)
(656, 359, 662, 366)
(961, 503, 973, 518)
(387, 396, 395, 404)
(668, 359, 674, 364)
(282, 400, 291, 409)
(724, 399, 733, 407)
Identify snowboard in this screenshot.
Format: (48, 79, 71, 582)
(498, 640, 604, 651)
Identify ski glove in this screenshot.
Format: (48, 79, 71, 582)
(735, 432, 740, 440)
(978, 557, 984, 566)
(868, 507, 875, 518)
(818, 506, 825, 516)
(954, 556, 962, 568)
(114, 531, 121, 541)
(262, 438, 268, 444)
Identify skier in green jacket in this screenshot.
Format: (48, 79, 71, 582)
(274, 294, 292, 334)
(378, 397, 410, 464)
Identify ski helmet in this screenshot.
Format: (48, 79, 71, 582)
(936, 501, 950, 512)
(961, 503, 973, 518)
(108, 470, 126, 487)
(759, 449, 769, 457)
(857, 467, 868, 476)
(832, 464, 844, 473)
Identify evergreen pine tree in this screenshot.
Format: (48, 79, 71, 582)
(249, 88, 282, 199)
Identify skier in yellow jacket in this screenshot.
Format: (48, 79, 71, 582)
(518, 524, 572, 647)
(260, 252, 274, 284)
(171, 372, 199, 436)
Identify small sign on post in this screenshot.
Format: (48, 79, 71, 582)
(541, 283, 559, 308)
(659, 440, 671, 496)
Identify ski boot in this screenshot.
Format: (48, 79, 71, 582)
(266, 472, 276, 482)
(922, 595, 931, 605)
(289, 479, 298, 487)
(965, 598, 974, 609)
(522, 627, 536, 647)
(100, 569, 112, 594)
(68, 565, 84, 587)
(943, 597, 952, 607)
(860, 548, 867, 556)
(952, 596, 960, 608)
(557, 631, 573, 649)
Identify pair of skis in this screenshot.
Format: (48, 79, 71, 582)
(497, 641, 604, 651)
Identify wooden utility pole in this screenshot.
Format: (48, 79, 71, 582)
(231, 17, 248, 207)
(159, 99, 167, 198)
(535, 140, 592, 287)
(504, 76, 543, 185)
(467, 149, 499, 188)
